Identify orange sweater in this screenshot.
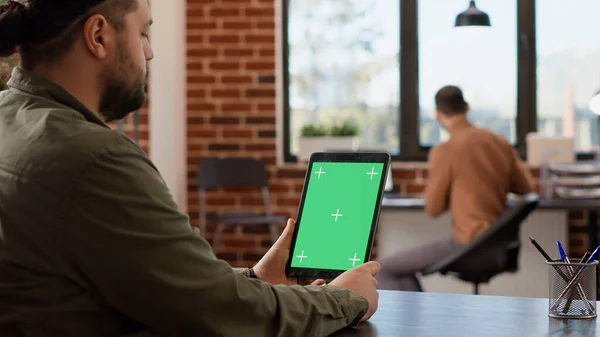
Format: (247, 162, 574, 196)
(424, 119, 534, 244)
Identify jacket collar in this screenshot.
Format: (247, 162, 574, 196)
(7, 67, 109, 128)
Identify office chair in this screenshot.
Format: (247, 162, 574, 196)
(197, 158, 286, 251)
(421, 193, 539, 295)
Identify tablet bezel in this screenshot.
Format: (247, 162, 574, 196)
(285, 152, 391, 280)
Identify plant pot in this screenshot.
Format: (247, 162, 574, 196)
(297, 136, 359, 161)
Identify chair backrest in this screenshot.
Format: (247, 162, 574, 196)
(197, 158, 268, 189)
(421, 193, 539, 276)
(196, 158, 271, 234)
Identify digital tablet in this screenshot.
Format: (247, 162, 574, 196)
(285, 152, 391, 280)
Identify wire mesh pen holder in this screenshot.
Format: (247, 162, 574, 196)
(546, 259, 598, 319)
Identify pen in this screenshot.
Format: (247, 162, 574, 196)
(529, 236, 552, 261)
(550, 245, 600, 311)
(563, 250, 592, 313)
(556, 240, 568, 262)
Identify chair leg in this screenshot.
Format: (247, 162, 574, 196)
(212, 223, 226, 252)
(269, 224, 279, 244)
(474, 283, 480, 295)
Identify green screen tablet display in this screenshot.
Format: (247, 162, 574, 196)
(290, 162, 384, 271)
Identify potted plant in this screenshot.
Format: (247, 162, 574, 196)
(297, 120, 360, 161)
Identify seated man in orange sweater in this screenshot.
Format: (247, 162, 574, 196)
(376, 85, 533, 291)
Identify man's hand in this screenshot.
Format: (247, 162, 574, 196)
(330, 262, 380, 322)
(253, 219, 325, 286)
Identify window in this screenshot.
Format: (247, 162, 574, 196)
(284, 0, 400, 160)
(418, 0, 517, 146)
(281, 0, 540, 162)
(536, 0, 600, 150)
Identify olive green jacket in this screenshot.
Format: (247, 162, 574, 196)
(0, 68, 367, 336)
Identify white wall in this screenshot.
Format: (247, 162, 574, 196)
(149, 0, 188, 211)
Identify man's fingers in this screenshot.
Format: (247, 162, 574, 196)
(360, 261, 381, 275)
(310, 279, 326, 286)
(273, 218, 295, 249)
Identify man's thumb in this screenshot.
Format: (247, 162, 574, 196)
(273, 218, 295, 248)
(360, 261, 381, 275)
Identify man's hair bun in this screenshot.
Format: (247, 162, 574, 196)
(0, 0, 26, 57)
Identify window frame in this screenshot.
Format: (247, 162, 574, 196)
(281, 0, 537, 162)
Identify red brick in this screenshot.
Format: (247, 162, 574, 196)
(188, 103, 215, 111)
(394, 170, 417, 180)
(255, 21, 275, 30)
(240, 197, 265, 206)
(245, 34, 274, 43)
(245, 8, 275, 16)
(406, 183, 425, 195)
(188, 75, 216, 84)
(211, 89, 240, 98)
(187, 22, 217, 29)
(222, 21, 253, 30)
(209, 34, 240, 44)
(187, 143, 207, 151)
(186, 35, 204, 43)
(187, 129, 216, 138)
(223, 48, 254, 57)
(210, 62, 240, 70)
(210, 117, 240, 125)
(245, 144, 276, 151)
(209, 8, 240, 16)
(247, 88, 275, 98)
(221, 75, 253, 84)
(257, 103, 276, 111)
(222, 237, 259, 249)
(187, 90, 206, 98)
(277, 169, 305, 179)
(188, 48, 219, 57)
(269, 183, 289, 193)
(246, 116, 275, 124)
(208, 143, 241, 151)
(259, 49, 275, 57)
(223, 129, 253, 138)
(258, 130, 276, 138)
(277, 197, 301, 207)
(206, 196, 236, 206)
(221, 103, 252, 112)
(246, 61, 275, 71)
(187, 9, 205, 17)
(187, 62, 204, 70)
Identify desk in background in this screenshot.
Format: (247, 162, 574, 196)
(332, 290, 598, 337)
(377, 197, 600, 298)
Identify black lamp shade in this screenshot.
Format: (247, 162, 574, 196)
(455, 1, 491, 27)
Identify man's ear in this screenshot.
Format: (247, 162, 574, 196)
(81, 14, 113, 60)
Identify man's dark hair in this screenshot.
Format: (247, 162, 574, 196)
(435, 85, 468, 116)
(0, 0, 137, 69)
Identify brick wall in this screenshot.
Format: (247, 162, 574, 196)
(184, 0, 592, 267)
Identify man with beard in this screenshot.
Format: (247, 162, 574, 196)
(0, 1, 380, 336)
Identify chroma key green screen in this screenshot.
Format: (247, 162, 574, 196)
(290, 162, 384, 271)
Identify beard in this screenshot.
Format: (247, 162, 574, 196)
(98, 48, 148, 123)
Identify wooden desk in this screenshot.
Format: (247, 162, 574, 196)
(333, 290, 598, 337)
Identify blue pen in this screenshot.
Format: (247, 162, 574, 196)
(585, 245, 600, 263)
(557, 241, 568, 262)
(557, 240, 591, 313)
